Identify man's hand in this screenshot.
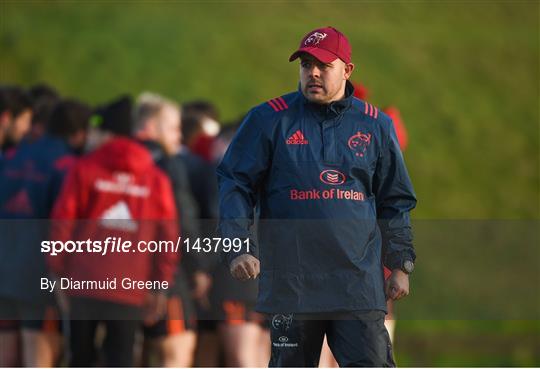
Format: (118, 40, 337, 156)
(230, 254, 260, 281)
(143, 292, 167, 325)
(385, 269, 410, 301)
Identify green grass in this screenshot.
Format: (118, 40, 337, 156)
(1, 1, 539, 366)
(395, 321, 540, 366)
(1, 0, 538, 219)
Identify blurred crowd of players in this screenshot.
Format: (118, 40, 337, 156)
(0, 83, 408, 367)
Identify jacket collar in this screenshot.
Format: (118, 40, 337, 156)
(299, 80, 355, 119)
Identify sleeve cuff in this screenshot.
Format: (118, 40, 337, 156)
(384, 250, 415, 270)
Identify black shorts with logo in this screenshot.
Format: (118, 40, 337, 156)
(269, 310, 395, 367)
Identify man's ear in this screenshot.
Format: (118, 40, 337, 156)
(344, 63, 355, 80)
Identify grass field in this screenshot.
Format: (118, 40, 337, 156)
(2, 1, 538, 220)
(1, 1, 539, 366)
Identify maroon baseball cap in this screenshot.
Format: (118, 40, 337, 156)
(289, 26, 351, 64)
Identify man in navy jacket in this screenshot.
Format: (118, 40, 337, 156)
(0, 99, 90, 366)
(217, 26, 417, 367)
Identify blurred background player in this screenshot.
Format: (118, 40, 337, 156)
(178, 102, 222, 367)
(182, 108, 270, 367)
(47, 96, 179, 367)
(133, 92, 210, 367)
(0, 85, 33, 167)
(213, 121, 270, 368)
(180, 101, 221, 222)
(26, 84, 61, 143)
(0, 98, 91, 366)
(181, 100, 221, 164)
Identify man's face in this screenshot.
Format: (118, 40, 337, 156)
(156, 105, 181, 156)
(4, 109, 32, 146)
(299, 54, 354, 104)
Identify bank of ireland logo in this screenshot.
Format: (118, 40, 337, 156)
(304, 32, 327, 46)
(348, 131, 372, 157)
(320, 169, 346, 185)
(272, 314, 293, 330)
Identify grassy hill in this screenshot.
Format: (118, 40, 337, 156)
(1, 1, 539, 366)
(2, 1, 538, 219)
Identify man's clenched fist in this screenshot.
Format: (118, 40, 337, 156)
(230, 254, 260, 281)
(385, 269, 410, 301)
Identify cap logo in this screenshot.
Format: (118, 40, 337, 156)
(304, 32, 327, 46)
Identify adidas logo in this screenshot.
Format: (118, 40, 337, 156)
(286, 130, 308, 145)
(3, 189, 33, 215)
(99, 201, 138, 232)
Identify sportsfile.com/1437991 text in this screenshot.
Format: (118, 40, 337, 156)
(40, 237, 250, 256)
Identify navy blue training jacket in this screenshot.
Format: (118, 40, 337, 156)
(0, 135, 75, 302)
(217, 81, 417, 313)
